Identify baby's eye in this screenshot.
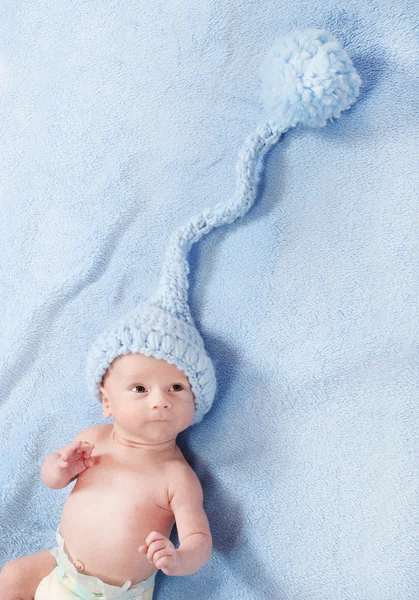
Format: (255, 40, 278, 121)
(131, 385, 147, 393)
(169, 384, 184, 392)
(131, 384, 184, 393)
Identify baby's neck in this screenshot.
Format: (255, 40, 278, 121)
(110, 426, 178, 458)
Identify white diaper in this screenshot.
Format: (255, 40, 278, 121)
(34, 528, 156, 600)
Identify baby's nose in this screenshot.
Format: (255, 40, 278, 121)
(152, 401, 170, 409)
(151, 394, 171, 409)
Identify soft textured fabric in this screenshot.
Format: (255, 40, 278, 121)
(34, 528, 156, 600)
(0, 2, 417, 600)
(35, 570, 154, 600)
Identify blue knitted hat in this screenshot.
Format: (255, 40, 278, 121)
(85, 28, 361, 425)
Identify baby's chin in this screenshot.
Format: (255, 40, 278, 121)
(142, 419, 181, 435)
(127, 415, 193, 439)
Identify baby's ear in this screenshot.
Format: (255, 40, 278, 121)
(100, 385, 112, 419)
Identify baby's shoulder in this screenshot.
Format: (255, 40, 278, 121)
(74, 423, 112, 444)
(166, 454, 204, 506)
(166, 450, 199, 486)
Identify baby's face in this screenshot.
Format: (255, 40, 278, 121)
(99, 353, 195, 442)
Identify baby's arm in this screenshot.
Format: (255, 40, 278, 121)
(139, 466, 212, 576)
(41, 428, 96, 490)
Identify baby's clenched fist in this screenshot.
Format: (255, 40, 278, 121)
(138, 531, 181, 576)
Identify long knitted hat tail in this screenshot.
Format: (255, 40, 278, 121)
(86, 28, 361, 425)
(150, 122, 283, 323)
(151, 28, 361, 321)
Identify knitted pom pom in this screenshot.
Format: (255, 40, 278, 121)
(260, 28, 361, 128)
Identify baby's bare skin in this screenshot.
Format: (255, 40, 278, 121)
(58, 423, 185, 586)
(0, 354, 212, 599)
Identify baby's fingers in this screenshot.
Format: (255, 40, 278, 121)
(145, 540, 171, 564)
(82, 444, 95, 457)
(60, 440, 82, 461)
(62, 441, 94, 460)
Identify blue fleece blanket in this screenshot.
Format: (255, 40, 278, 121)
(0, 2, 417, 599)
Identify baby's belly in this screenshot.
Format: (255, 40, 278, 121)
(59, 485, 175, 586)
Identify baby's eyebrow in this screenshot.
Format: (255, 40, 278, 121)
(125, 375, 189, 384)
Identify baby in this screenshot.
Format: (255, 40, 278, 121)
(0, 352, 212, 600)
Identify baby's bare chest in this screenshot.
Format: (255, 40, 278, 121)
(72, 449, 172, 511)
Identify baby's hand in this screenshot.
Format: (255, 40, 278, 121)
(138, 532, 181, 576)
(57, 440, 95, 480)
